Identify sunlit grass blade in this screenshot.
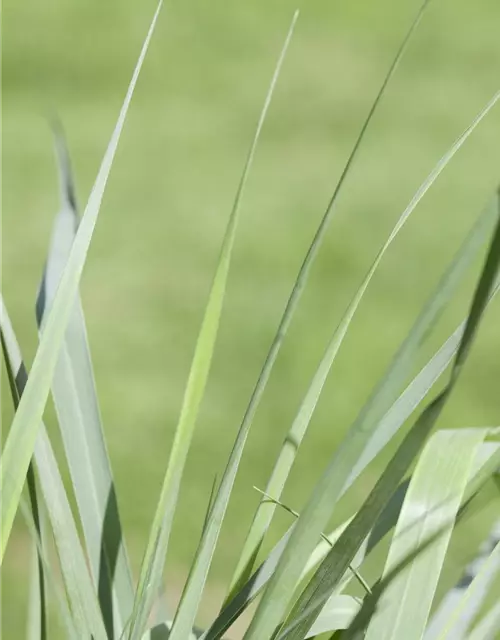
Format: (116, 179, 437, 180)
(127, 11, 296, 638)
(200, 435, 499, 640)
(363, 428, 489, 640)
(467, 601, 500, 640)
(0, 0, 163, 562)
(304, 595, 360, 638)
(228, 0, 434, 596)
(203, 358, 500, 640)
(1, 297, 108, 639)
(162, 14, 299, 640)
(244, 181, 500, 640)
(435, 539, 500, 640)
(276, 206, 500, 640)
(36, 122, 135, 638)
(341, 527, 448, 640)
(425, 517, 500, 640)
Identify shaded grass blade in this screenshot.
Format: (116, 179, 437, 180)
(467, 602, 500, 640)
(425, 517, 500, 640)
(18, 497, 78, 640)
(164, 13, 299, 640)
(364, 429, 489, 640)
(127, 11, 296, 639)
(228, 0, 434, 596)
(1, 297, 108, 639)
(0, 0, 163, 561)
(2, 322, 47, 640)
(37, 122, 135, 638)
(435, 539, 500, 640)
(276, 192, 500, 640)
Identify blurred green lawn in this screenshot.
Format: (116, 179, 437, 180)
(3, 0, 500, 636)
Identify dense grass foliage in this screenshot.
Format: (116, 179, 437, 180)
(2, 1, 500, 638)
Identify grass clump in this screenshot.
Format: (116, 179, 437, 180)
(1, 1, 500, 639)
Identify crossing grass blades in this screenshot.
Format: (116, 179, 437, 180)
(2, 1, 500, 638)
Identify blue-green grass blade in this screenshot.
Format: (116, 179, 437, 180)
(1, 297, 108, 639)
(127, 11, 297, 638)
(435, 539, 500, 640)
(1, 323, 48, 640)
(467, 601, 500, 640)
(18, 498, 78, 640)
(364, 429, 489, 640)
(425, 517, 500, 640)
(203, 284, 499, 640)
(36, 122, 135, 638)
(164, 13, 299, 640)
(273, 193, 500, 640)
(200, 437, 499, 640)
(304, 595, 360, 638)
(0, 0, 163, 562)
(228, 0, 434, 596)
(245, 182, 500, 639)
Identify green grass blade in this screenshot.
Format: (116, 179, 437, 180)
(341, 526, 449, 640)
(18, 498, 78, 640)
(435, 540, 500, 640)
(228, 0, 433, 596)
(204, 307, 499, 640)
(467, 602, 500, 640)
(127, 10, 296, 637)
(425, 517, 500, 640)
(164, 14, 299, 640)
(270, 198, 500, 640)
(0, 0, 163, 562)
(304, 595, 360, 638)
(201, 435, 498, 640)
(1, 297, 108, 639)
(36, 123, 135, 638)
(245, 180, 500, 640)
(2, 327, 48, 640)
(364, 428, 489, 640)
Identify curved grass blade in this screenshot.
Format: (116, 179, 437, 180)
(364, 428, 489, 640)
(425, 517, 500, 640)
(36, 121, 135, 639)
(0, 0, 163, 562)
(228, 0, 434, 597)
(127, 11, 296, 638)
(163, 14, 300, 640)
(245, 183, 500, 640)
(1, 297, 108, 639)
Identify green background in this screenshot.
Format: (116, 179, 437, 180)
(3, 0, 500, 635)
